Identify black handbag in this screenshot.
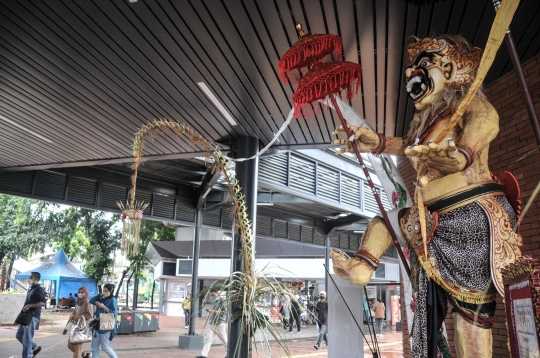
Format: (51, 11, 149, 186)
(88, 317, 100, 330)
(15, 310, 34, 326)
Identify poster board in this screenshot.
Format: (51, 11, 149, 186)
(502, 256, 540, 358)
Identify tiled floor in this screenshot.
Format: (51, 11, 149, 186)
(0, 310, 404, 357)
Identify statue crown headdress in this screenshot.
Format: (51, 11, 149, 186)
(406, 37, 483, 90)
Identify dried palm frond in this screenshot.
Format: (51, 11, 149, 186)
(126, 119, 290, 355)
(193, 266, 305, 357)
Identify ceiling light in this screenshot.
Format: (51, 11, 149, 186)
(337, 212, 350, 218)
(197, 82, 237, 126)
(0, 114, 52, 143)
(257, 202, 274, 206)
(128, 0, 138, 2)
(354, 231, 364, 234)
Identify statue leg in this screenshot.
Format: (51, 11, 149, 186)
(330, 217, 393, 286)
(454, 312, 492, 358)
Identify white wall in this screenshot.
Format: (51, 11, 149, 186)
(175, 227, 227, 241)
(196, 258, 333, 279)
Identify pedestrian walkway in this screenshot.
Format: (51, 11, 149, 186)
(0, 309, 403, 357)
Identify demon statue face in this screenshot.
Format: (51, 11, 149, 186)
(405, 37, 482, 111)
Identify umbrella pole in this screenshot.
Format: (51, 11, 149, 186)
(330, 95, 411, 278)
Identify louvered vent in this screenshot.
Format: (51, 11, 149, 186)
(274, 220, 287, 239)
(259, 154, 288, 186)
(67, 177, 97, 205)
(340, 235, 350, 250)
(288, 223, 300, 241)
(101, 183, 127, 210)
(313, 230, 325, 245)
(221, 208, 233, 229)
(152, 194, 175, 219)
(289, 155, 315, 194)
(134, 191, 152, 215)
(34, 171, 67, 200)
(257, 216, 272, 236)
(350, 236, 360, 251)
(363, 182, 379, 213)
(330, 235, 339, 248)
(176, 201, 196, 222)
(317, 166, 339, 202)
(341, 175, 360, 208)
(0, 171, 34, 194)
(202, 208, 221, 227)
(301, 226, 313, 243)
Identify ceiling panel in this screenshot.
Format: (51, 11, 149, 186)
(0, 0, 538, 170)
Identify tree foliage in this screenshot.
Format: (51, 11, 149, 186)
(79, 210, 121, 286)
(0, 194, 174, 290)
(0, 194, 54, 260)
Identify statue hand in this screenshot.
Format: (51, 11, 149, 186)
(333, 126, 380, 154)
(404, 139, 466, 173)
(330, 249, 375, 286)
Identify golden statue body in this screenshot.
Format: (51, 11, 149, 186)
(331, 35, 522, 358)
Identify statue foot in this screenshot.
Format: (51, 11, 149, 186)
(330, 249, 375, 287)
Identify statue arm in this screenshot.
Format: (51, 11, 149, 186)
(331, 217, 393, 286)
(334, 125, 407, 156)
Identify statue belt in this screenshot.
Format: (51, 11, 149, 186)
(424, 181, 504, 214)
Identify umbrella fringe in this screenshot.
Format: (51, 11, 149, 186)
(293, 63, 361, 118)
(279, 34, 343, 85)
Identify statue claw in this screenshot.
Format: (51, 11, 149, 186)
(330, 249, 352, 280)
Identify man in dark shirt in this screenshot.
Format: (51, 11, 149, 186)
(314, 291, 328, 349)
(16, 271, 46, 358)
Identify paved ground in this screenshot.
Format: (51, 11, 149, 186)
(0, 310, 403, 357)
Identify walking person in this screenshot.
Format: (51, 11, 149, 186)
(372, 298, 385, 337)
(196, 289, 227, 358)
(281, 295, 293, 331)
(290, 290, 302, 333)
(16, 272, 46, 358)
(63, 286, 93, 358)
(182, 293, 191, 329)
(89, 284, 118, 358)
(313, 291, 328, 350)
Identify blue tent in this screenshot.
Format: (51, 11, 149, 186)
(15, 248, 97, 302)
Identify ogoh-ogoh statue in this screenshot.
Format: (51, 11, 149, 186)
(331, 35, 523, 358)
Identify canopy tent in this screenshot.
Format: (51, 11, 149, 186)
(15, 248, 97, 303)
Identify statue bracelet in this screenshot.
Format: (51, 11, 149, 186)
(371, 133, 386, 155)
(353, 250, 380, 269)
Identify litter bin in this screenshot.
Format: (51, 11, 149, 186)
(133, 312, 144, 333)
(116, 312, 134, 335)
(142, 313, 152, 332)
(149, 313, 159, 331)
(396, 321, 403, 331)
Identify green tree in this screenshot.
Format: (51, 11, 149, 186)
(0, 194, 54, 261)
(79, 210, 121, 287)
(114, 219, 174, 298)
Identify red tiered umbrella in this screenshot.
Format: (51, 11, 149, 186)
(278, 23, 342, 86)
(291, 58, 411, 277)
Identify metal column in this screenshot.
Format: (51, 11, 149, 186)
(228, 136, 259, 358)
(188, 208, 202, 336)
(325, 234, 331, 292)
(158, 279, 164, 315)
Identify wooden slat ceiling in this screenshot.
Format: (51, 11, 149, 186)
(1, 0, 539, 170)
